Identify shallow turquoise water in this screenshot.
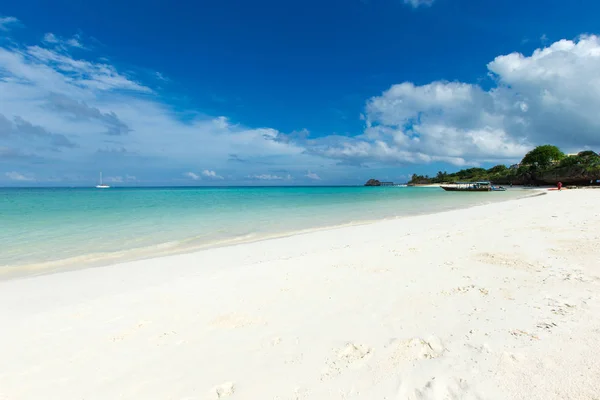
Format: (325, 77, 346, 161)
(0, 186, 526, 270)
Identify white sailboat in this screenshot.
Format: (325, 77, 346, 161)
(96, 172, 110, 189)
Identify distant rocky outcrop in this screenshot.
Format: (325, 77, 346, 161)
(364, 179, 381, 186)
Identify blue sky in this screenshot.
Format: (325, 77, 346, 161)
(1, 0, 600, 186)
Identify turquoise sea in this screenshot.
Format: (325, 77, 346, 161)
(0, 186, 528, 274)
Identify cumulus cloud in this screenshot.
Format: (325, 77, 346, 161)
(4, 19, 600, 184)
(0, 16, 19, 31)
(403, 0, 435, 8)
(184, 171, 200, 180)
(299, 35, 600, 167)
(305, 171, 321, 180)
(5, 171, 33, 181)
(202, 169, 223, 179)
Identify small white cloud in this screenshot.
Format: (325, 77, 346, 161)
(202, 169, 223, 179)
(518, 101, 529, 112)
(155, 72, 168, 81)
(104, 175, 136, 183)
(248, 174, 284, 180)
(42, 32, 85, 49)
(22, 45, 151, 92)
(540, 34, 549, 44)
(305, 171, 321, 180)
(184, 172, 200, 180)
(0, 16, 19, 31)
(66, 37, 84, 49)
(5, 171, 34, 181)
(43, 33, 59, 43)
(403, 0, 435, 8)
(105, 176, 123, 183)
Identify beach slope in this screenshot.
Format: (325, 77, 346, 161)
(1, 191, 599, 399)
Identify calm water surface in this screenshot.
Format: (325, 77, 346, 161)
(0, 186, 528, 272)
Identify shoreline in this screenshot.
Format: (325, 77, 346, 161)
(0, 188, 543, 281)
(1, 190, 599, 399)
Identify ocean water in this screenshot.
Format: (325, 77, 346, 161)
(0, 186, 528, 273)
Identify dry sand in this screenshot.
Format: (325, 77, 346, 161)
(1, 190, 599, 400)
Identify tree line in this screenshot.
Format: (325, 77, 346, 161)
(409, 145, 600, 185)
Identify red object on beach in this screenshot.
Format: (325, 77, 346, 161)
(557, 182, 563, 190)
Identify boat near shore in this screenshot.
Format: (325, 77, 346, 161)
(441, 181, 506, 192)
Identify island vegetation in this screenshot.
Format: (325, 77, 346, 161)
(405, 145, 600, 186)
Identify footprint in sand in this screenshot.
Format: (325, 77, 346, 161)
(321, 342, 372, 380)
(396, 375, 481, 400)
(388, 336, 447, 365)
(509, 329, 539, 341)
(536, 322, 558, 330)
(555, 238, 600, 256)
(366, 336, 451, 387)
(442, 285, 489, 297)
(475, 252, 541, 271)
(211, 382, 235, 399)
(546, 297, 578, 315)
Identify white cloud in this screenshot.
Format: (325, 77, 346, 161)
(5, 171, 33, 181)
(300, 35, 600, 167)
(202, 169, 223, 179)
(247, 174, 291, 180)
(65, 37, 84, 49)
(5, 18, 600, 185)
(0, 33, 325, 183)
(105, 176, 123, 183)
(184, 172, 200, 180)
(105, 175, 136, 183)
(42, 33, 85, 49)
(403, 0, 435, 8)
(42, 33, 59, 44)
(305, 171, 321, 180)
(0, 16, 19, 31)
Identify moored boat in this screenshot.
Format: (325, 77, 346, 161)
(441, 181, 505, 192)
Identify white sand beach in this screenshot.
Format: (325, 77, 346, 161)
(1, 190, 599, 400)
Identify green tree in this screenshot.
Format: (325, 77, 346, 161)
(434, 171, 448, 182)
(559, 155, 579, 167)
(487, 165, 508, 174)
(521, 145, 565, 168)
(577, 150, 598, 158)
